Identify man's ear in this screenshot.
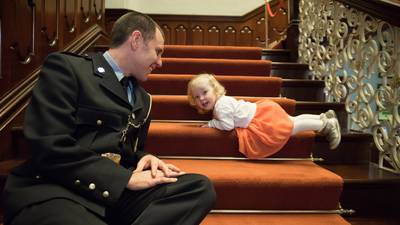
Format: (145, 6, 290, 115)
(130, 30, 142, 50)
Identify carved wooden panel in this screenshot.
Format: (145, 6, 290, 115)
(39, 0, 60, 56)
(255, 17, 266, 46)
(175, 24, 187, 45)
(5, 0, 37, 88)
(238, 26, 253, 46)
(161, 24, 172, 44)
(0, 0, 106, 160)
(61, 0, 78, 47)
(222, 26, 236, 46)
(191, 25, 204, 45)
(206, 26, 220, 45)
(79, 0, 92, 31)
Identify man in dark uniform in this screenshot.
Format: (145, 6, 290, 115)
(3, 12, 216, 225)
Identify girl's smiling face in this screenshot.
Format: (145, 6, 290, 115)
(191, 78, 218, 112)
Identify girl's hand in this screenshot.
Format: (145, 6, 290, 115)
(200, 123, 208, 128)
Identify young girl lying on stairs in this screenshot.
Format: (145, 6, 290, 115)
(187, 73, 341, 159)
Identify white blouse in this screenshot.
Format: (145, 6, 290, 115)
(208, 96, 257, 131)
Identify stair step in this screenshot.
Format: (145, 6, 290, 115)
(323, 163, 400, 217)
(153, 58, 272, 76)
(142, 74, 282, 97)
(88, 45, 263, 60)
(0, 159, 344, 211)
(164, 159, 343, 210)
(202, 213, 350, 225)
(281, 79, 325, 101)
(262, 49, 296, 62)
(146, 122, 314, 158)
(10, 123, 315, 158)
(162, 45, 262, 59)
(271, 62, 311, 79)
(314, 132, 372, 164)
(150, 95, 296, 121)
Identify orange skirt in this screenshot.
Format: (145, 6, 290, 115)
(235, 99, 293, 159)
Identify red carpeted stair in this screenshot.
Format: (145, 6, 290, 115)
(145, 45, 349, 224)
(1, 44, 351, 225)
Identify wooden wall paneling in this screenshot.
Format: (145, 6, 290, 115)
(268, 0, 288, 45)
(222, 25, 236, 46)
(206, 25, 220, 46)
(191, 25, 205, 45)
(106, 6, 267, 47)
(60, 0, 78, 48)
(175, 24, 188, 45)
(92, 0, 104, 22)
(0, 17, 2, 80)
(238, 26, 253, 46)
(78, 0, 93, 32)
(39, 0, 60, 56)
(2, 0, 38, 98)
(161, 24, 172, 45)
(255, 16, 266, 47)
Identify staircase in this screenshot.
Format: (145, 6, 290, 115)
(2, 45, 400, 224)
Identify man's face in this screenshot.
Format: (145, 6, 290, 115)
(130, 28, 164, 81)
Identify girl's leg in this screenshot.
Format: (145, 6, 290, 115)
(289, 116, 324, 135)
(290, 114, 321, 122)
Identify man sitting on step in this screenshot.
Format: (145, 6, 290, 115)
(2, 12, 216, 225)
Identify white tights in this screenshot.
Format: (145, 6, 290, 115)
(289, 114, 324, 135)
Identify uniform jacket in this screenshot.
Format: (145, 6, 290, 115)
(3, 52, 152, 221)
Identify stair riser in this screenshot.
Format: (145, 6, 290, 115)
(143, 75, 282, 97)
(153, 58, 272, 76)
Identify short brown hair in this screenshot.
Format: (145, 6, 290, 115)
(110, 12, 160, 47)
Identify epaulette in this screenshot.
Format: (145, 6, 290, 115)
(60, 51, 92, 60)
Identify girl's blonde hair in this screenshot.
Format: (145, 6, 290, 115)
(187, 73, 226, 114)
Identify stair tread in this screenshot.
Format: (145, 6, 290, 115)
(323, 163, 400, 183)
(146, 121, 314, 158)
(202, 213, 350, 225)
(164, 159, 343, 210)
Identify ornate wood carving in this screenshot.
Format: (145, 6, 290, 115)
(41, 0, 59, 48)
(80, 0, 90, 24)
(175, 24, 187, 45)
(0, 0, 107, 160)
(192, 25, 204, 45)
(161, 24, 172, 44)
(105, 6, 268, 47)
(206, 26, 220, 45)
(64, 0, 77, 34)
(9, 0, 36, 65)
(222, 26, 236, 46)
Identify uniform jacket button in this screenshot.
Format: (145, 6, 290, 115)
(35, 175, 41, 179)
(75, 180, 81, 185)
(96, 119, 103, 126)
(89, 183, 96, 190)
(102, 191, 110, 198)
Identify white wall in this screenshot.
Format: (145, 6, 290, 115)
(105, 0, 266, 16)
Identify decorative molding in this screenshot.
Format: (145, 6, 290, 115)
(64, 0, 76, 33)
(9, 0, 36, 65)
(41, 0, 60, 47)
(80, 0, 90, 23)
(0, 18, 2, 79)
(93, 0, 102, 20)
